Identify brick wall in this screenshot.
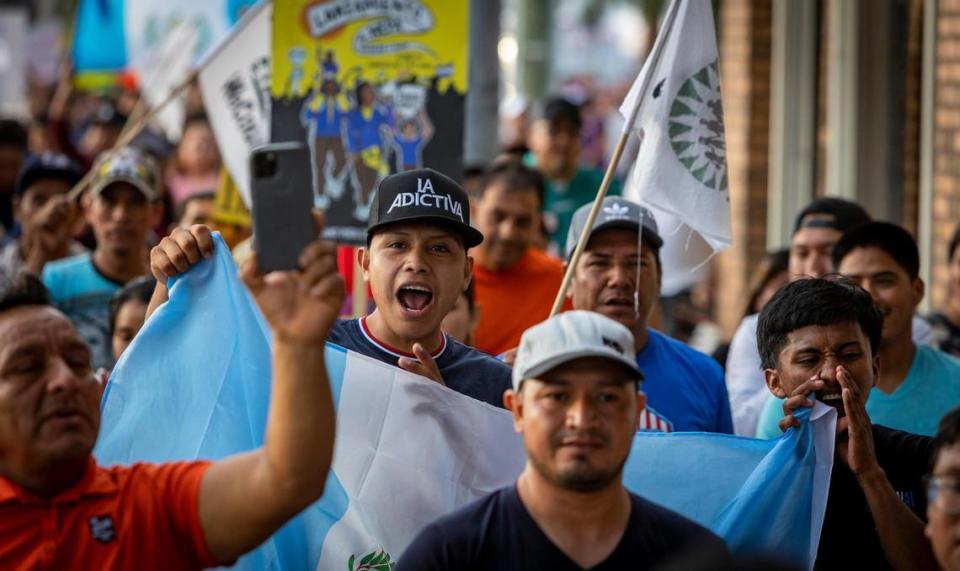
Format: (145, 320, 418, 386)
(902, 0, 924, 235)
(715, 0, 772, 336)
(931, 0, 960, 309)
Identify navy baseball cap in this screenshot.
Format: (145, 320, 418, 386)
(565, 196, 663, 259)
(15, 153, 83, 196)
(367, 168, 484, 248)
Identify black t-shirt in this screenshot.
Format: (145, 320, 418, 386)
(329, 318, 512, 408)
(397, 485, 732, 571)
(815, 425, 934, 570)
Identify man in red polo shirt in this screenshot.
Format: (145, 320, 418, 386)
(0, 212, 343, 569)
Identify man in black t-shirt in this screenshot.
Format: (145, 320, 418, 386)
(757, 278, 937, 569)
(398, 311, 730, 570)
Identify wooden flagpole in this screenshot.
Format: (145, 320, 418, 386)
(352, 257, 367, 318)
(548, 0, 683, 317)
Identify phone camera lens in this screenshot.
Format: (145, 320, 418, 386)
(254, 151, 278, 178)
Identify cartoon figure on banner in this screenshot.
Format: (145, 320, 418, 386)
(346, 79, 395, 221)
(285, 47, 307, 97)
(389, 81, 434, 171)
(300, 49, 349, 210)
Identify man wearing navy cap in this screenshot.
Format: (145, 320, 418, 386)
(0, 153, 85, 278)
(328, 168, 512, 407)
(564, 197, 733, 433)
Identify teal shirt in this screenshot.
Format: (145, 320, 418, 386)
(756, 344, 960, 438)
(524, 155, 621, 253)
(42, 252, 124, 371)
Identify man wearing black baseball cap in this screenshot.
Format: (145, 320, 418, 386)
(328, 168, 512, 407)
(0, 153, 85, 278)
(564, 197, 733, 434)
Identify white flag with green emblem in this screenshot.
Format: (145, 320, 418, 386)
(620, 0, 730, 251)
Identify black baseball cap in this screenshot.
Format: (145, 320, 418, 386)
(15, 153, 83, 196)
(531, 96, 582, 131)
(367, 168, 484, 248)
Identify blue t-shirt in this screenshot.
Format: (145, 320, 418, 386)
(345, 106, 393, 153)
(755, 344, 960, 438)
(301, 98, 345, 138)
(329, 318, 511, 408)
(637, 328, 734, 433)
(42, 253, 124, 371)
(394, 133, 424, 168)
(397, 484, 731, 571)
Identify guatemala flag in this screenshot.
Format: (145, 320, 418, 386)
(95, 235, 834, 570)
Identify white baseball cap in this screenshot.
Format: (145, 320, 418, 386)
(512, 310, 643, 391)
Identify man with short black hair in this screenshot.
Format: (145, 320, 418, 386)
(727, 197, 873, 435)
(0, 214, 342, 569)
(565, 197, 732, 433)
(525, 97, 621, 253)
(397, 311, 730, 569)
(926, 406, 960, 571)
(757, 278, 936, 569)
(0, 153, 85, 278)
(471, 161, 566, 356)
(757, 222, 960, 437)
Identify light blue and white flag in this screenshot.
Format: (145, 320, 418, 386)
(72, 0, 257, 73)
(96, 235, 834, 570)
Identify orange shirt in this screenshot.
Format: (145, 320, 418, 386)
(473, 248, 571, 356)
(0, 459, 218, 570)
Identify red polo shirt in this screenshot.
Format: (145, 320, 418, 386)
(0, 459, 218, 570)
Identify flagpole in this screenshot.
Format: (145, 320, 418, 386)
(351, 258, 367, 318)
(549, 0, 683, 317)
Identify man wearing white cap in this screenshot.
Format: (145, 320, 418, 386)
(397, 311, 728, 570)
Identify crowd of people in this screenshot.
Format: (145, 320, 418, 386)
(2, 67, 960, 570)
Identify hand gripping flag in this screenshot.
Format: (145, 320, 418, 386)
(620, 0, 731, 251)
(96, 235, 833, 570)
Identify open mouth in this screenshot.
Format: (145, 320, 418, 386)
(396, 284, 434, 316)
(816, 391, 846, 417)
(601, 295, 634, 309)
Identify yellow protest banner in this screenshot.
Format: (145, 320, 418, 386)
(270, 0, 470, 244)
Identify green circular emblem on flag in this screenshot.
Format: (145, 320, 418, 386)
(668, 59, 727, 193)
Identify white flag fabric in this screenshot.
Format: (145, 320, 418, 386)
(198, 1, 271, 206)
(137, 20, 198, 142)
(620, 0, 731, 251)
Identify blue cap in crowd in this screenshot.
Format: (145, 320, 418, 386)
(15, 153, 84, 196)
